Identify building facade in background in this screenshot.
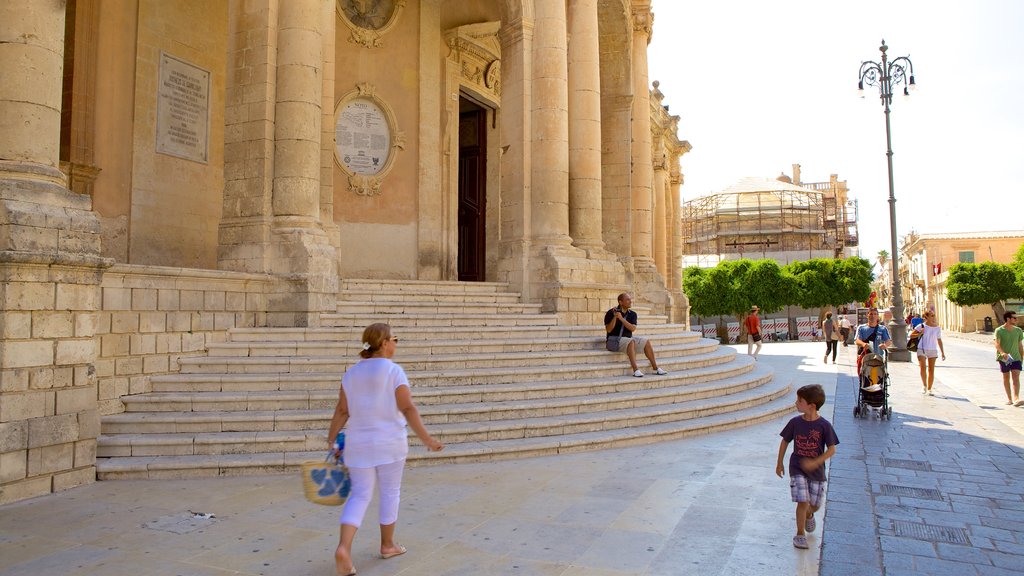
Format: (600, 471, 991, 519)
(900, 231, 1024, 332)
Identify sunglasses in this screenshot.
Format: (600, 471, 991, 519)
(388, 336, 400, 343)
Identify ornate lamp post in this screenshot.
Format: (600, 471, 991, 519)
(858, 39, 915, 362)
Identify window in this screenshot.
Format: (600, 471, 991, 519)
(958, 251, 975, 263)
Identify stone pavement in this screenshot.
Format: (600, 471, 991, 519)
(821, 336, 1024, 576)
(1, 339, 1022, 575)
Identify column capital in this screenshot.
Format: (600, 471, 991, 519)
(631, 6, 653, 39)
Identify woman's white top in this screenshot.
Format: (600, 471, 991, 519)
(917, 323, 942, 351)
(341, 358, 410, 468)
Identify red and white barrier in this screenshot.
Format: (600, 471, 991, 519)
(702, 324, 717, 340)
(768, 318, 787, 339)
(727, 321, 741, 343)
(796, 316, 814, 340)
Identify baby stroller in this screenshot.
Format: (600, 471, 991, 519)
(854, 350, 892, 419)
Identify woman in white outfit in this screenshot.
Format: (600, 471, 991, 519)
(914, 311, 946, 395)
(327, 323, 444, 576)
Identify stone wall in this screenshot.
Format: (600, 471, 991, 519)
(95, 265, 275, 414)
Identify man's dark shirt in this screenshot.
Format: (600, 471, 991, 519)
(604, 307, 638, 338)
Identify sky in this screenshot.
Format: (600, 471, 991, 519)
(647, 0, 1024, 268)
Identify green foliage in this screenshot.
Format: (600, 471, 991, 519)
(682, 257, 870, 317)
(947, 261, 1022, 307)
(1013, 243, 1024, 290)
(782, 257, 873, 309)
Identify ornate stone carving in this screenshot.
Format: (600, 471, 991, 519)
(632, 7, 653, 36)
(336, 0, 406, 49)
(445, 22, 502, 102)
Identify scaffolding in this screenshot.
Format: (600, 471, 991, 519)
(682, 175, 859, 263)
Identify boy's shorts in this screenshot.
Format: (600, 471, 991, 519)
(790, 474, 825, 507)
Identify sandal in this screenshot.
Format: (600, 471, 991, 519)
(805, 514, 816, 532)
(381, 545, 407, 560)
(793, 535, 809, 549)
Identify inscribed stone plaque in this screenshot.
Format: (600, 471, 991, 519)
(156, 52, 210, 163)
(336, 98, 391, 176)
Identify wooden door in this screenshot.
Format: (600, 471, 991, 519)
(458, 104, 486, 281)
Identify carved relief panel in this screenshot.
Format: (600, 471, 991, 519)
(336, 0, 406, 48)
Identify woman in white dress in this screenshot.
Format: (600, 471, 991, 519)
(327, 323, 444, 576)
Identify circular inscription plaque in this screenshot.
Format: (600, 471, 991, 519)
(335, 98, 391, 176)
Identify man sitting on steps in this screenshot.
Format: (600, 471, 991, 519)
(604, 292, 668, 377)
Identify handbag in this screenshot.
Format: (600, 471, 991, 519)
(605, 308, 627, 352)
(301, 452, 351, 506)
(906, 330, 920, 352)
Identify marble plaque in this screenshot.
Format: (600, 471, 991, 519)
(156, 52, 210, 163)
(336, 98, 391, 176)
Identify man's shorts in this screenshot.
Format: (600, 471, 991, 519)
(917, 348, 939, 359)
(790, 474, 825, 507)
(614, 336, 648, 354)
(999, 359, 1023, 373)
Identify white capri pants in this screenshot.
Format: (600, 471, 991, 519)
(339, 460, 406, 528)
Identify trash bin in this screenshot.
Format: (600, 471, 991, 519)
(984, 316, 993, 332)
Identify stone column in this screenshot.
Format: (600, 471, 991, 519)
(268, 0, 337, 326)
(629, 4, 654, 266)
(653, 149, 669, 276)
(566, 0, 604, 254)
(274, 0, 324, 224)
(319, 0, 341, 252)
(496, 18, 533, 296)
(0, 0, 109, 504)
(530, 0, 571, 246)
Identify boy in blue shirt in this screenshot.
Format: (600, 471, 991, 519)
(776, 384, 839, 549)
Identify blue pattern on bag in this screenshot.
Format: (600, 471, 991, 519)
(308, 461, 351, 498)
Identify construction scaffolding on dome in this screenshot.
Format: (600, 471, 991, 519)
(682, 171, 859, 267)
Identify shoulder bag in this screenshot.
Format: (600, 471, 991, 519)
(606, 309, 627, 352)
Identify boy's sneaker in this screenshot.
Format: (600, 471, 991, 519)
(793, 535, 809, 549)
(654, 368, 668, 375)
(633, 369, 644, 377)
(805, 515, 816, 532)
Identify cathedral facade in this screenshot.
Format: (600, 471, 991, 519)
(0, 0, 689, 502)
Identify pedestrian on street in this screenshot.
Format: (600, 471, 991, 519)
(839, 315, 851, 347)
(822, 312, 839, 364)
(776, 384, 839, 550)
(327, 323, 444, 576)
(994, 311, 1024, 406)
(745, 305, 763, 360)
(914, 310, 945, 395)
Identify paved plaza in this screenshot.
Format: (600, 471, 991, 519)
(1, 338, 1023, 575)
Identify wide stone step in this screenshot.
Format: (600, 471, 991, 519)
(150, 345, 733, 394)
(223, 323, 694, 342)
(95, 391, 793, 479)
(336, 301, 544, 315)
(204, 333, 707, 357)
(339, 279, 511, 294)
(319, 312, 561, 328)
(124, 355, 754, 415)
(98, 368, 779, 458)
(337, 289, 525, 304)
(175, 346, 735, 383)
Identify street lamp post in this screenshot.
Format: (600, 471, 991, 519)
(859, 39, 915, 362)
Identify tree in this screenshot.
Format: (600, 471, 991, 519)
(946, 261, 1023, 321)
(683, 259, 794, 319)
(877, 249, 889, 268)
(783, 257, 872, 310)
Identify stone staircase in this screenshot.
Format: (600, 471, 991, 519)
(95, 279, 792, 479)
